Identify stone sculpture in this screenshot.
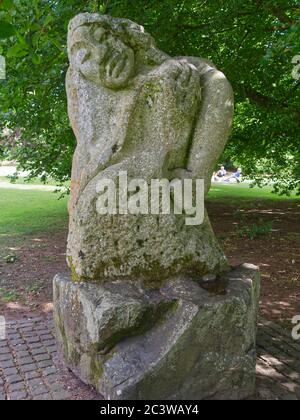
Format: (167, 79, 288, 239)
(54, 13, 260, 400)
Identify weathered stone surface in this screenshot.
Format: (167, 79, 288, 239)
(55, 13, 260, 400)
(66, 13, 234, 282)
(54, 264, 260, 400)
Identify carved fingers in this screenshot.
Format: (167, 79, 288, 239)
(100, 48, 135, 89)
(171, 60, 201, 114)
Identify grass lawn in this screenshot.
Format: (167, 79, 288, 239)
(0, 182, 298, 237)
(208, 182, 299, 202)
(0, 188, 68, 236)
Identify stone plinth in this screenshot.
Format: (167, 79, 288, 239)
(54, 264, 260, 400)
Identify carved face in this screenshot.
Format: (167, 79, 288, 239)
(71, 25, 135, 89)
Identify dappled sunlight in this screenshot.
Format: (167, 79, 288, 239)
(6, 301, 29, 311)
(245, 209, 287, 216)
(213, 196, 300, 327)
(0, 229, 68, 318)
(41, 302, 53, 314)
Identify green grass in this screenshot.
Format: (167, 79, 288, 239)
(208, 182, 299, 201)
(0, 182, 298, 238)
(0, 188, 68, 236)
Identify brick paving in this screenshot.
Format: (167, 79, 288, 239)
(0, 315, 299, 400)
(0, 316, 102, 400)
(256, 318, 300, 400)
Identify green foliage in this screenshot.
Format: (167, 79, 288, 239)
(0, 21, 15, 39)
(0, 287, 20, 302)
(233, 208, 274, 240)
(236, 219, 274, 240)
(0, 1, 299, 192)
(3, 253, 17, 263)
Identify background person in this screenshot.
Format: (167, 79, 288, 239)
(226, 167, 242, 183)
(213, 165, 227, 181)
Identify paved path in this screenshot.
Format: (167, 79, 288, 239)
(0, 315, 299, 400)
(256, 318, 300, 400)
(0, 166, 65, 191)
(0, 181, 64, 192)
(0, 316, 101, 400)
(0, 166, 29, 177)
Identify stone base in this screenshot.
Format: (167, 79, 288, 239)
(53, 264, 260, 400)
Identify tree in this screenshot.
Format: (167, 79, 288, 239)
(0, 0, 299, 194)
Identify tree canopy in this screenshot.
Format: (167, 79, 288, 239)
(0, 0, 299, 194)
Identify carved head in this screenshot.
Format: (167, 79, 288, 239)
(68, 14, 168, 89)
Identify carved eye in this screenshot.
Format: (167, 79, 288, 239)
(94, 27, 107, 43)
(72, 26, 90, 43)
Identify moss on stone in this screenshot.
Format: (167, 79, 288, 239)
(55, 314, 69, 360)
(68, 256, 80, 281)
(70, 347, 81, 366)
(90, 354, 104, 385)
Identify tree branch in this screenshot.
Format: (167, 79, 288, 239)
(270, 6, 298, 24)
(244, 86, 300, 122)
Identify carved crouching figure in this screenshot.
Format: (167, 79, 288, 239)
(54, 14, 260, 400)
(66, 13, 234, 283)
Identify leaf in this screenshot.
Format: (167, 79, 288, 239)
(4, 254, 18, 263)
(6, 44, 28, 58)
(32, 53, 41, 65)
(52, 38, 63, 51)
(0, 21, 15, 39)
(44, 14, 54, 26)
(31, 23, 41, 32)
(0, 0, 14, 10)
